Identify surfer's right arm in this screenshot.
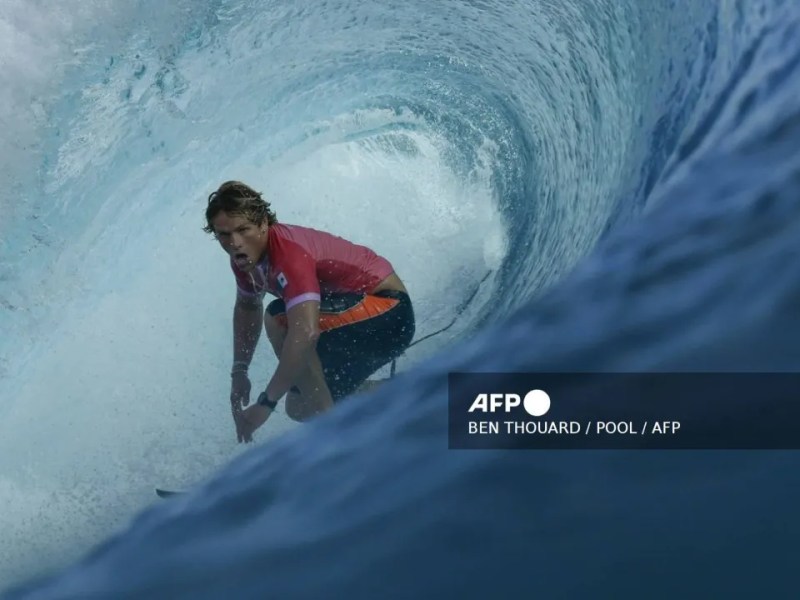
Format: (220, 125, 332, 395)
(232, 293, 263, 377)
(229, 294, 263, 442)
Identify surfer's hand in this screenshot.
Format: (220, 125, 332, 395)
(232, 406, 252, 443)
(230, 371, 251, 408)
(236, 404, 272, 443)
(230, 372, 252, 443)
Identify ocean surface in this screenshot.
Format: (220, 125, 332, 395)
(2, 0, 800, 597)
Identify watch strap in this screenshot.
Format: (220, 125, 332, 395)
(257, 391, 278, 410)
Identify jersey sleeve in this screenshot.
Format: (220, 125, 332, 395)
(273, 239, 320, 310)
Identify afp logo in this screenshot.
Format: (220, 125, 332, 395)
(468, 389, 551, 417)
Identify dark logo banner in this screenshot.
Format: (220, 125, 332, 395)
(448, 373, 800, 449)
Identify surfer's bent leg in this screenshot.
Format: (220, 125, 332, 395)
(265, 291, 414, 419)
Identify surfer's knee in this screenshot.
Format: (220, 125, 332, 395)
(284, 388, 314, 422)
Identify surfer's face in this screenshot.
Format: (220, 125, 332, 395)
(211, 211, 267, 271)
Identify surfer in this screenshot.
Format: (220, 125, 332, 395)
(204, 181, 415, 442)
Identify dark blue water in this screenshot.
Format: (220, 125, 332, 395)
(3, 0, 800, 596)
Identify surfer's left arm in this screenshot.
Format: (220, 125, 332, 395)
(264, 299, 322, 404)
(238, 300, 332, 437)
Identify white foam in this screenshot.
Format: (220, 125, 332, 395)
(255, 112, 506, 347)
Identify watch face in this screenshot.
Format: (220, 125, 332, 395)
(258, 391, 275, 408)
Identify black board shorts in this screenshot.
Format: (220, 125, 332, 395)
(267, 290, 415, 400)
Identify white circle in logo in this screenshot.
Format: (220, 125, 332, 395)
(523, 389, 551, 417)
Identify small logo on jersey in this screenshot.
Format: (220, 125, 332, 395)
(276, 272, 288, 289)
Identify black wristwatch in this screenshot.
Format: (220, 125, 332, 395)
(257, 391, 278, 410)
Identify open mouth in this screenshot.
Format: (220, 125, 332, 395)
(233, 252, 251, 267)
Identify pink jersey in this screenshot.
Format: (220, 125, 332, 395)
(231, 224, 395, 310)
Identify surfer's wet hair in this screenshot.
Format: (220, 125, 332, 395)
(204, 181, 278, 233)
